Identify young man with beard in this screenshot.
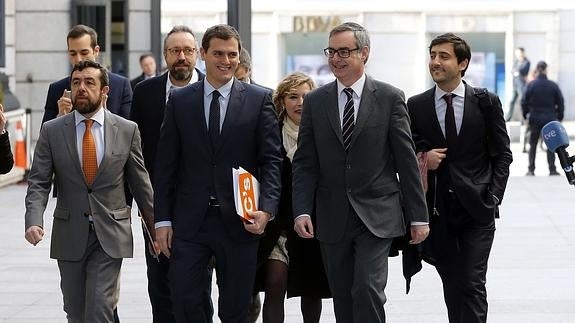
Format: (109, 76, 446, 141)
(24, 60, 155, 323)
(153, 24, 282, 322)
(42, 24, 131, 123)
(129, 25, 209, 323)
(407, 33, 512, 323)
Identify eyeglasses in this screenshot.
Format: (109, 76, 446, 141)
(323, 47, 361, 58)
(167, 47, 197, 56)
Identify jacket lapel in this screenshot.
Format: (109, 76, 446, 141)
(216, 79, 245, 155)
(428, 86, 448, 147)
(350, 77, 376, 147)
(93, 110, 117, 185)
(62, 114, 85, 180)
(323, 81, 344, 146)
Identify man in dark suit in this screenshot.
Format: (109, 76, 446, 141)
(130, 25, 208, 323)
(154, 24, 282, 322)
(292, 22, 429, 323)
(42, 24, 132, 124)
(25, 60, 155, 323)
(130, 53, 157, 90)
(407, 33, 512, 323)
(522, 60, 564, 176)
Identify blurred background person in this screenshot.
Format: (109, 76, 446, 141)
(251, 72, 331, 323)
(0, 103, 14, 174)
(131, 53, 158, 90)
(507, 47, 530, 122)
(522, 61, 564, 176)
(0, 73, 22, 112)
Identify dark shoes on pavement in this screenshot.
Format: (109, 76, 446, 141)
(549, 170, 560, 176)
(525, 170, 535, 176)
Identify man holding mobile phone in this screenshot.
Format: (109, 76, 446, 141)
(42, 24, 131, 123)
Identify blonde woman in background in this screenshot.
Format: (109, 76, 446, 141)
(252, 72, 331, 323)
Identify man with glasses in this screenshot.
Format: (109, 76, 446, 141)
(129, 25, 208, 322)
(292, 22, 429, 322)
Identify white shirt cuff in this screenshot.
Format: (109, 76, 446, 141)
(155, 221, 172, 229)
(411, 221, 429, 226)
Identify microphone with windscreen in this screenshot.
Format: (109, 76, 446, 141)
(542, 121, 575, 185)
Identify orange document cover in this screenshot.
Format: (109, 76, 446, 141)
(232, 167, 258, 224)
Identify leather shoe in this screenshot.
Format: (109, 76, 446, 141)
(549, 170, 560, 176)
(525, 170, 535, 176)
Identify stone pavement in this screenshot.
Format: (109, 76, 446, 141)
(1, 140, 575, 322)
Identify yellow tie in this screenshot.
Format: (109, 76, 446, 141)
(82, 119, 98, 185)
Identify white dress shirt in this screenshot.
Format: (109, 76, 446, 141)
(74, 108, 105, 167)
(434, 81, 466, 136)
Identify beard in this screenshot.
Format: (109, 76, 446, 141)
(169, 61, 193, 81)
(73, 96, 102, 115)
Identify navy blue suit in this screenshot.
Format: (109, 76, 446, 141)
(42, 72, 132, 123)
(154, 79, 282, 322)
(130, 70, 208, 323)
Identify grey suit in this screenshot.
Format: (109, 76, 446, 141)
(292, 76, 428, 322)
(25, 109, 154, 322)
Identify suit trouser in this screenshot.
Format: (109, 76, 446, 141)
(169, 206, 258, 323)
(57, 228, 122, 323)
(143, 224, 214, 323)
(434, 193, 495, 323)
(528, 123, 557, 172)
(320, 209, 393, 323)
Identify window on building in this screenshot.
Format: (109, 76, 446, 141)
(0, 0, 5, 67)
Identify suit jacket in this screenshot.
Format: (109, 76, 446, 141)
(292, 76, 428, 243)
(25, 110, 154, 261)
(0, 131, 14, 174)
(407, 83, 512, 222)
(153, 79, 282, 242)
(130, 69, 205, 180)
(130, 73, 146, 90)
(42, 72, 132, 123)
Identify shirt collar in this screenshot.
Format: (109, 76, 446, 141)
(204, 77, 234, 99)
(74, 107, 105, 127)
(434, 80, 465, 101)
(165, 69, 198, 94)
(337, 74, 366, 99)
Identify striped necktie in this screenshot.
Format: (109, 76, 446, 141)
(342, 88, 355, 152)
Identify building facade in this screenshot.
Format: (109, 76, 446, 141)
(1, 0, 574, 144)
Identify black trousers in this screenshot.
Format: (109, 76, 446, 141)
(169, 206, 258, 323)
(432, 194, 495, 323)
(528, 122, 557, 172)
(143, 224, 214, 323)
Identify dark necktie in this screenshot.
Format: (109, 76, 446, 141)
(443, 93, 457, 148)
(82, 119, 98, 185)
(342, 88, 355, 152)
(209, 90, 221, 150)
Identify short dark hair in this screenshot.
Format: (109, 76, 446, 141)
(163, 25, 196, 54)
(329, 22, 370, 63)
(67, 24, 98, 48)
(139, 52, 155, 63)
(70, 60, 109, 88)
(536, 60, 547, 72)
(429, 33, 471, 77)
(201, 24, 242, 53)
